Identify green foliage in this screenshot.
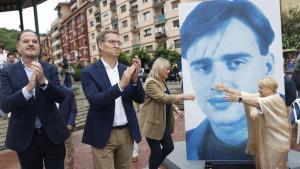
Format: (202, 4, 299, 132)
(118, 51, 131, 65)
(281, 7, 300, 50)
(71, 63, 83, 82)
(154, 47, 181, 65)
(0, 28, 19, 52)
(129, 47, 151, 67)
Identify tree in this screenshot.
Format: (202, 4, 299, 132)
(154, 47, 181, 65)
(129, 47, 151, 67)
(281, 7, 300, 50)
(0, 28, 19, 52)
(118, 51, 131, 65)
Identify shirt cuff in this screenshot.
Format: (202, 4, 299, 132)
(22, 87, 33, 100)
(118, 83, 124, 92)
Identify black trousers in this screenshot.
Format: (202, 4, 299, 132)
(17, 129, 66, 169)
(146, 127, 174, 169)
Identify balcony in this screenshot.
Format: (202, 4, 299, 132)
(70, 0, 77, 11)
(155, 14, 165, 24)
(94, 8, 100, 15)
(96, 22, 102, 32)
(155, 31, 167, 40)
(129, 0, 137, 3)
(111, 16, 118, 24)
(130, 7, 138, 17)
(153, 0, 165, 9)
(51, 29, 59, 38)
(53, 49, 63, 57)
(110, 0, 116, 11)
(52, 39, 61, 47)
(131, 23, 139, 32)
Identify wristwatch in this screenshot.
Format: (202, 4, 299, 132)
(39, 79, 48, 88)
(238, 96, 243, 103)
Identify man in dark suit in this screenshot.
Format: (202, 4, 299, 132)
(0, 30, 69, 169)
(58, 76, 78, 169)
(81, 29, 145, 169)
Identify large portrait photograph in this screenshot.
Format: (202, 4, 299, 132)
(179, 0, 285, 160)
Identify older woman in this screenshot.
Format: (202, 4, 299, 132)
(215, 77, 291, 169)
(140, 57, 195, 169)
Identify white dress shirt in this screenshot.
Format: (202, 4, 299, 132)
(101, 58, 128, 126)
(0, 52, 7, 69)
(20, 59, 47, 128)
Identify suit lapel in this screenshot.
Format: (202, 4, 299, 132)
(118, 63, 125, 80)
(95, 60, 111, 88)
(35, 62, 48, 99)
(14, 61, 29, 88)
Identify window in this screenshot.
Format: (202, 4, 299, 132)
(123, 35, 129, 42)
(171, 0, 179, 10)
(96, 16, 101, 23)
(90, 21, 94, 27)
(173, 19, 179, 29)
(144, 28, 152, 37)
(122, 20, 128, 28)
(145, 45, 153, 52)
(174, 39, 180, 48)
(155, 25, 165, 33)
(121, 5, 126, 13)
(103, 13, 108, 18)
(143, 11, 150, 21)
(103, 0, 107, 7)
(91, 33, 95, 39)
(89, 8, 93, 15)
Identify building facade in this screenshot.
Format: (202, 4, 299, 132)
(94, 0, 181, 54)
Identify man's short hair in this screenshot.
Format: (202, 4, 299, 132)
(96, 30, 119, 44)
(180, 0, 274, 58)
(7, 52, 15, 58)
(16, 29, 38, 42)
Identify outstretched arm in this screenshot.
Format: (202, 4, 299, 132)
(214, 83, 260, 109)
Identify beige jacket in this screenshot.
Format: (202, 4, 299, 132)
(139, 77, 177, 140)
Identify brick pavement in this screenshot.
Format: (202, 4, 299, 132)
(1, 118, 300, 169)
(0, 115, 185, 169)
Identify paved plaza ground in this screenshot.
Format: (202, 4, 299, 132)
(0, 114, 186, 169)
(1, 117, 300, 169)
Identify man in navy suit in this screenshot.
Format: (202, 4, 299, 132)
(0, 30, 69, 169)
(58, 75, 78, 169)
(81, 29, 145, 169)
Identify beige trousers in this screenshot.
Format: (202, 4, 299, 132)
(92, 127, 134, 169)
(65, 132, 74, 169)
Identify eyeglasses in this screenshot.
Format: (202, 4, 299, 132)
(104, 40, 122, 46)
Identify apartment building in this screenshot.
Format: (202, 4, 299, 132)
(94, 0, 181, 54)
(45, 2, 72, 64)
(281, 0, 300, 12)
(86, 1, 101, 63)
(59, 0, 93, 65)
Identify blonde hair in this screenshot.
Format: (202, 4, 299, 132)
(148, 57, 170, 80)
(258, 76, 278, 92)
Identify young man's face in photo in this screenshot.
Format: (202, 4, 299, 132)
(186, 18, 273, 127)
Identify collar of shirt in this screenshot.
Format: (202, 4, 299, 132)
(101, 58, 118, 71)
(20, 58, 38, 71)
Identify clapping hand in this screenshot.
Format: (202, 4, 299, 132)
(131, 55, 141, 83)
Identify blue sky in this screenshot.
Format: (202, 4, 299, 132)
(0, 0, 68, 34)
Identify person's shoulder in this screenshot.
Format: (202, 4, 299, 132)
(82, 62, 96, 73)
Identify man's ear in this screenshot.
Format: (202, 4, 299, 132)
(265, 53, 274, 76)
(16, 43, 19, 52)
